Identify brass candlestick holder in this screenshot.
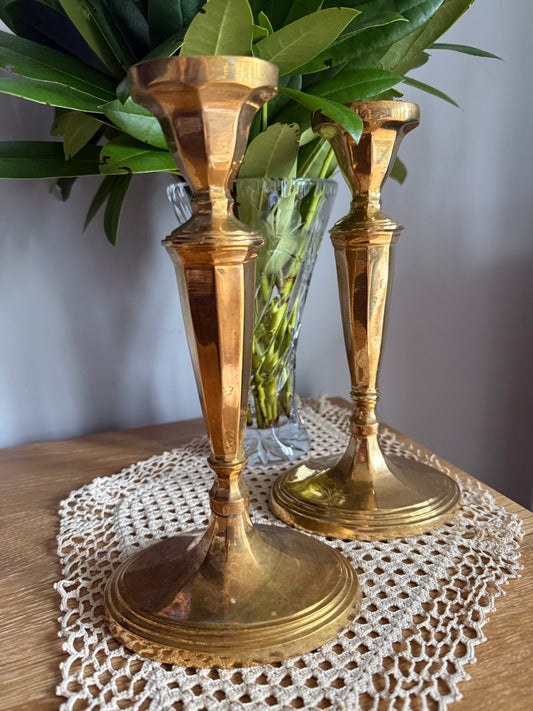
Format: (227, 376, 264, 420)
(104, 56, 360, 668)
(270, 101, 460, 541)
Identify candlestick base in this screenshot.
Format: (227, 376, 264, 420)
(270, 449, 460, 541)
(105, 523, 361, 667)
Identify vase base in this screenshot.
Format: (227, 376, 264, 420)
(270, 453, 461, 541)
(245, 417, 310, 466)
(104, 523, 361, 668)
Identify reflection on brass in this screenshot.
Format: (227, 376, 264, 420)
(104, 56, 360, 668)
(270, 101, 460, 541)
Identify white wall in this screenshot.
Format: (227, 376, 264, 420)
(0, 96, 200, 443)
(1, 0, 532, 507)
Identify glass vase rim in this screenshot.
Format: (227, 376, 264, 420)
(167, 177, 337, 192)
(235, 177, 337, 188)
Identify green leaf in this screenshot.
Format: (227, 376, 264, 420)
(114, 33, 184, 103)
(389, 155, 407, 184)
(58, 0, 147, 74)
(0, 1, 59, 35)
(116, 77, 130, 104)
(298, 126, 316, 147)
(277, 68, 403, 127)
(0, 0, 112, 75)
(102, 97, 167, 149)
(76, 0, 140, 68)
(254, 7, 359, 76)
(84, 174, 116, 229)
(402, 76, 459, 107)
(99, 135, 177, 174)
(253, 24, 269, 42)
(297, 9, 410, 75)
(370, 87, 405, 101)
(297, 137, 333, 179)
(299, 1, 442, 75)
(249, 0, 289, 30)
(0, 0, 63, 16)
(311, 67, 403, 102)
(144, 33, 184, 60)
(285, 0, 323, 25)
(344, 10, 408, 34)
(7, 0, 62, 12)
(300, 11, 408, 86)
(181, 0, 254, 56)
(0, 30, 116, 101)
(429, 43, 502, 60)
(148, 0, 203, 45)
(105, 0, 150, 59)
(148, 0, 182, 45)
(58, 0, 125, 76)
(239, 123, 300, 179)
(257, 10, 274, 34)
(50, 176, 77, 200)
(51, 110, 103, 158)
(264, 72, 302, 121)
(0, 140, 101, 178)
(0, 75, 106, 112)
(104, 173, 132, 244)
(279, 87, 363, 142)
(378, 0, 475, 73)
(404, 50, 430, 71)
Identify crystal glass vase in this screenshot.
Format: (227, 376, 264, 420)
(168, 177, 337, 466)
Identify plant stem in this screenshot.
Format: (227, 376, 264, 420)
(247, 175, 331, 431)
(304, 184, 325, 231)
(319, 147, 335, 179)
(261, 103, 268, 132)
(302, 148, 334, 230)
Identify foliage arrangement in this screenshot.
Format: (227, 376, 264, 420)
(0, 0, 496, 241)
(0, 0, 496, 432)
(235, 177, 337, 433)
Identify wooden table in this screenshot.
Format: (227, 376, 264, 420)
(1, 412, 532, 711)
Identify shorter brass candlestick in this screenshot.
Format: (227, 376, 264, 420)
(104, 56, 360, 667)
(270, 101, 460, 541)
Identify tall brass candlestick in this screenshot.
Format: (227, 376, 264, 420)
(270, 101, 460, 541)
(104, 56, 360, 667)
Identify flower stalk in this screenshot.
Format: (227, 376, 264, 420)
(240, 174, 337, 430)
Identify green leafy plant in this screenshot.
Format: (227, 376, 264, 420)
(0, 0, 497, 434)
(0, 0, 497, 240)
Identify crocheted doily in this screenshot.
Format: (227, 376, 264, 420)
(56, 399, 523, 711)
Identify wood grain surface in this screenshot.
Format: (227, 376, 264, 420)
(1, 407, 531, 711)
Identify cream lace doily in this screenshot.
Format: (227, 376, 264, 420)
(56, 399, 523, 710)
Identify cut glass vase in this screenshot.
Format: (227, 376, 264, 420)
(168, 177, 337, 466)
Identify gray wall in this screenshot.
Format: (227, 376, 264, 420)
(1, 1, 532, 508)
